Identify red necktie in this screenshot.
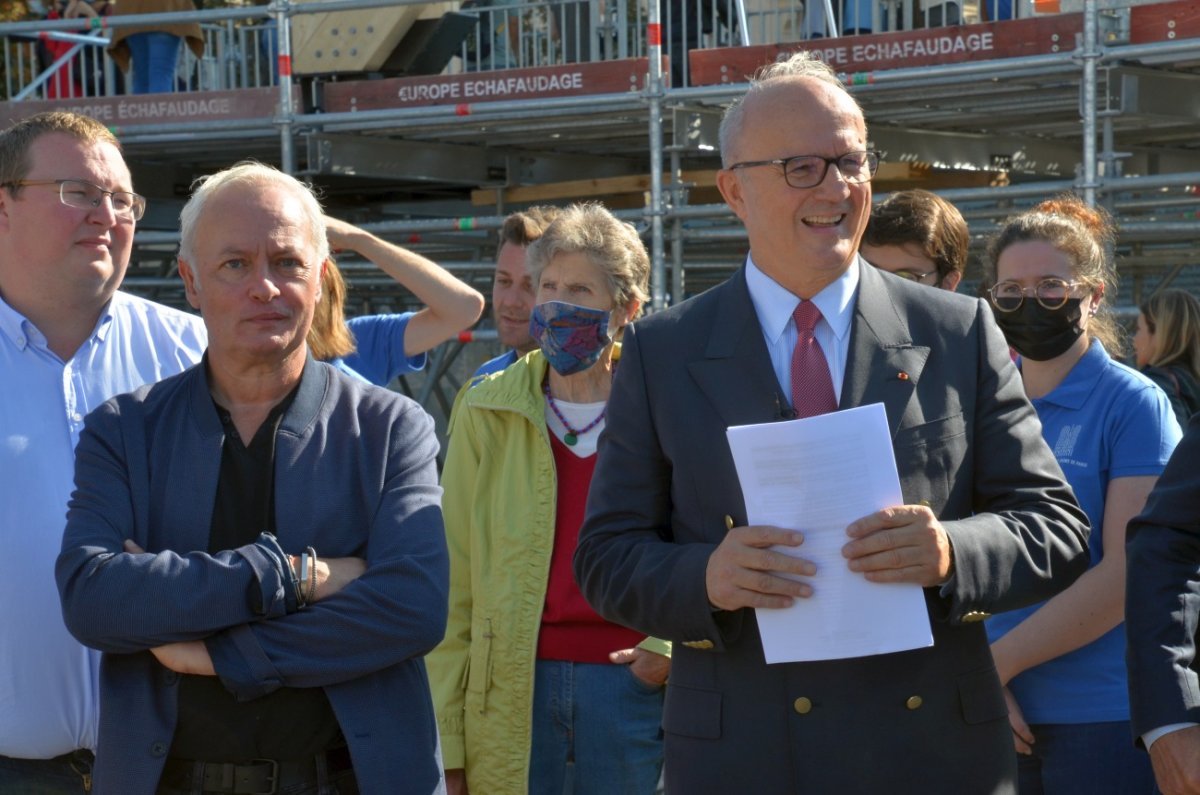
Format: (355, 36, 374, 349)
(790, 301, 837, 419)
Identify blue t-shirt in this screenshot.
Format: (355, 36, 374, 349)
(473, 348, 520, 380)
(986, 340, 1181, 724)
(330, 314, 426, 387)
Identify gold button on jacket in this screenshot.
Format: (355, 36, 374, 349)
(682, 639, 714, 650)
(906, 695, 923, 710)
(793, 697, 813, 714)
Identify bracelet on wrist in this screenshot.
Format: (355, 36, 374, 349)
(307, 546, 319, 604)
(287, 552, 304, 609)
(298, 552, 311, 607)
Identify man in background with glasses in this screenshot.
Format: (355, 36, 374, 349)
(860, 188, 969, 292)
(575, 50, 1089, 792)
(0, 111, 206, 793)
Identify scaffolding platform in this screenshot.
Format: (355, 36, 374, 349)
(2, 0, 1199, 403)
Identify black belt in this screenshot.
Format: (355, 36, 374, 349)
(159, 745, 352, 794)
(0, 749, 94, 764)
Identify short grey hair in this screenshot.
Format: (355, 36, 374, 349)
(526, 202, 650, 319)
(718, 50, 862, 167)
(179, 161, 328, 267)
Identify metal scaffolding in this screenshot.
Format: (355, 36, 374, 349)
(3, 0, 1200, 410)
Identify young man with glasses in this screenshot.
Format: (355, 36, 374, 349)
(860, 188, 968, 291)
(0, 111, 206, 793)
(575, 50, 1090, 793)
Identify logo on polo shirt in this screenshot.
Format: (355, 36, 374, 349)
(1053, 424, 1083, 460)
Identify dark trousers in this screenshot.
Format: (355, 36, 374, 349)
(0, 750, 93, 794)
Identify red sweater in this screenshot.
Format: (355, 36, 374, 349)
(537, 433, 643, 662)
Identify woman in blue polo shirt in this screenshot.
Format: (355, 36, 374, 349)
(983, 197, 1181, 794)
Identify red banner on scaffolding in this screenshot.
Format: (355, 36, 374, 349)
(1130, 0, 1200, 41)
(323, 58, 651, 112)
(0, 87, 293, 130)
(689, 0, 1200, 84)
(688, 15, 1083, 83)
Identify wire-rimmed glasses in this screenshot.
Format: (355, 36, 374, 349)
(988, 278, 1086, 312)
(4, 178, 146, 222)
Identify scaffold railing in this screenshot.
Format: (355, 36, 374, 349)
(1, 0, 1198, 318)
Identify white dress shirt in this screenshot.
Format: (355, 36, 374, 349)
(1144, 722, 1199, 750)
(743, 254, 859, 409)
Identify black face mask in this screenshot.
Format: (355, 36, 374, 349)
(993, 298, 1086, 362)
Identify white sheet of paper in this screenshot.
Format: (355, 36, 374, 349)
(725, 403, 933, 664)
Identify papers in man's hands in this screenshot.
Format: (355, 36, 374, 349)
(725, 403, 933, 664)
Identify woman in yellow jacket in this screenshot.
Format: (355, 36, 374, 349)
(430, 203, 668, 795)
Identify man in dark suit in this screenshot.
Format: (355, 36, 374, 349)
(574, 51, 1091, 793)
(1127, 415, 1200, 795)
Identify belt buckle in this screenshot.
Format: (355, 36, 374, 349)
(246, 759, 279, 795)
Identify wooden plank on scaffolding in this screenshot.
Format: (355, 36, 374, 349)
(470, 169, 719, 206)
(323, 58, 651, 112)
(687, 15, 1084, 84)
(0, 87, 295, 131)
(469, 163, 1002, 206)
(874, 162, 1008, 190)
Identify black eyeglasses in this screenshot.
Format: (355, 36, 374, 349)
(988, 278, 1086, 312)
(727, 151, 880, 189)
(4, 178, 146, 221)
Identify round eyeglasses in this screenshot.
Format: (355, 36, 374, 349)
(727, 151, 880, 189)
(4, 178, 146, 222)
(988, 278, 1086, 312)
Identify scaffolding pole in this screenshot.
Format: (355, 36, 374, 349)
(6, 0, 1200, 309)
(274, 0, 296, 174)
(647, 0, 667, 311)
(670, 148, 686, 304)
(1079, 0, 1100, 206)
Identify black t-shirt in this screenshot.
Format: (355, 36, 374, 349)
(169, 386, 341, 761)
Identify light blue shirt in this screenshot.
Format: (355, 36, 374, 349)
(0, 291, 206, 758)
(744, 254, 859, 407)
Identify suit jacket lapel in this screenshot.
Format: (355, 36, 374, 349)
(687, 267, 790, 429)
(842, 262, 930, 436)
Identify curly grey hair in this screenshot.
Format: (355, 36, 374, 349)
(525, 202, 649, 320)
